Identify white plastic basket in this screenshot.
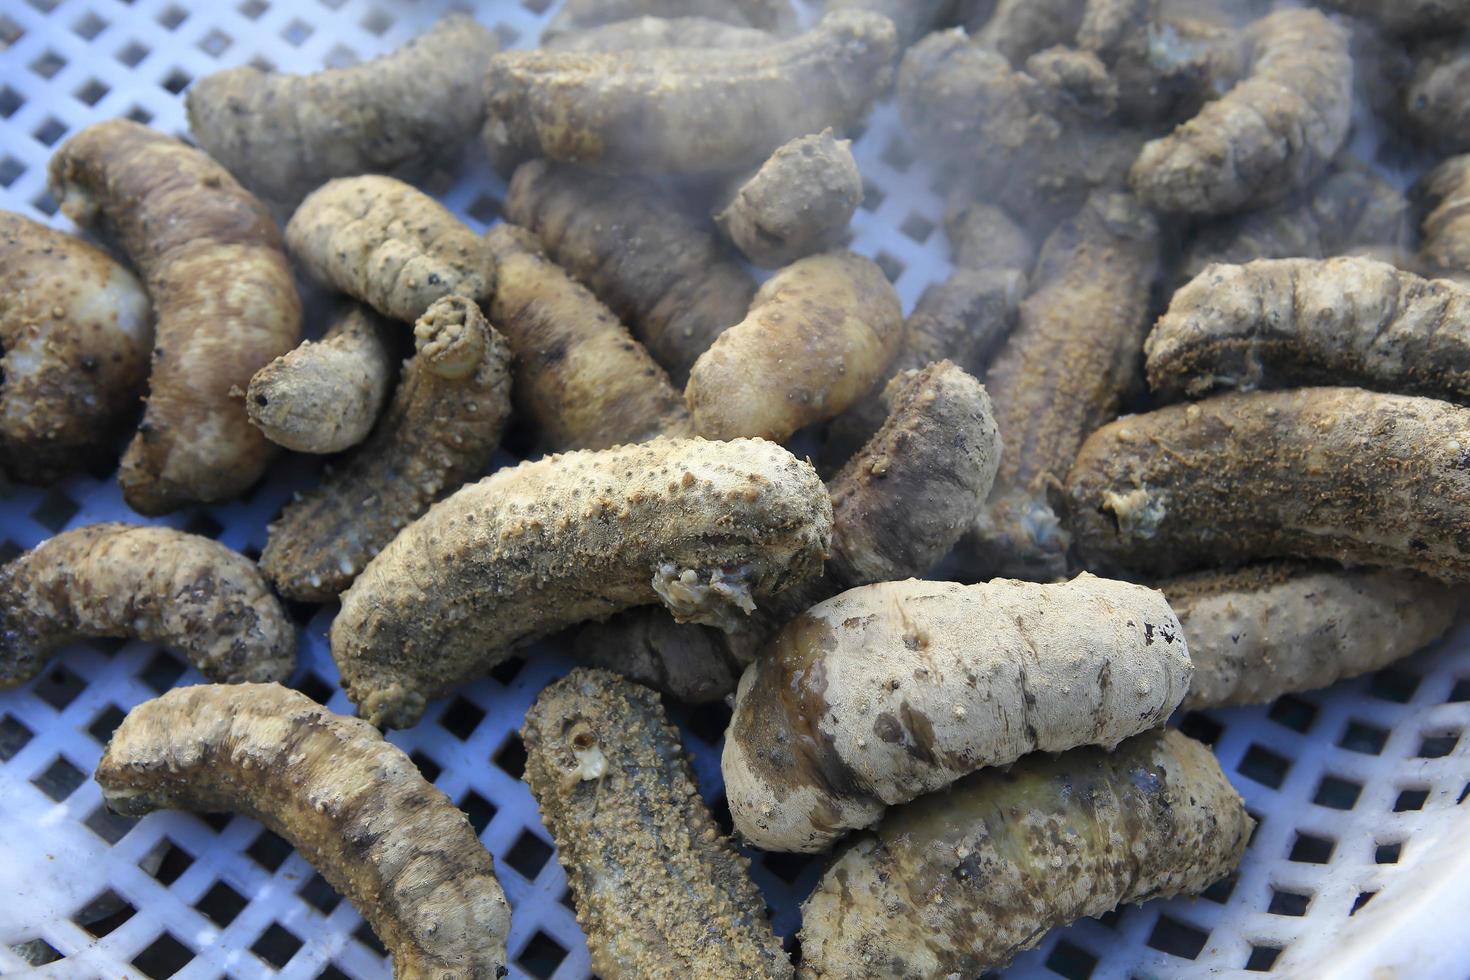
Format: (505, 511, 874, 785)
(0, 1, 1466, 977)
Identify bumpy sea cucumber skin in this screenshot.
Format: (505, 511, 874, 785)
(1145, 257, 1470, 404)
(261, 296, 512, 603)
(541, 0, 798, 41)
(577, 361, 1002, 703)
(484, 223, 692, 449)
(505, 161, 755, 383)
(1405, 43, 1470, 154)
(48, 119, 301, 515)
(796, 729, 1252, 978)
(1130, 8, 1352, 215)
(1161, 562, 1460, 710)
(1420, 155, 1470, 277)
(0, 211, 152, 485)
(722, 574, 1192, 852)
(685, 251, 904, 444)
(522, 669, 794, 980)
(185, 15, 498, 208)
(0, 524, 294, 688)
(286, 175, 493, 324)
(331, 437, 832, 728)
(967, 191, 1160, 582)
(247, 304, 396, 455)
(716, 130, 864, 269)
(1179, 164, 1410, 284)
(1315, 0, 1470, 36)
(96, 684, 511, 979)
(1067, 386, 1470, 582)
(483, 11, 898, 176)
(543, 16, 775, 51)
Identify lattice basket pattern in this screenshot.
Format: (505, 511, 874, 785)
(0, 1, 1467, 978)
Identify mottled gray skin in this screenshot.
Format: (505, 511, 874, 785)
(967, 191, 1160, 583)
(1161, 562, 1459, 709)
(1405, 41, 1470, 153)
(1145, 257, 1470, 405)
(261, 296, 512, 603)
(505, 161, 755, 383)
(185, 15, 498, 208)
(898, 30, 1148, 229)
(0, 524, 294, 688)
(945, 201, 1034, 272)
(1130, 8, 1353, 215)
(247, 304, 395, 454)
(723, 575, 1191, 852)
(579, 362, 1001, 704)
(974, 0, 1087, 64)
(1067, 387, 1470, 582)
(483, 11, 898, 175)
(541, 0, 799, 41)
(1180, 164, 1410, 284)
(717, 130, 863, 268)
(1314, 0, 1470, 36)
(523, 670, 793, 980)
(1420, 155, 1470, 277)
(286, 176, 493, 324)
(0, 212, 152, 485)
(96, 684, 511, 979)
(332, 438, 832, 728)
(797, 730, 1252, 978)
(543, 16, 775, 51)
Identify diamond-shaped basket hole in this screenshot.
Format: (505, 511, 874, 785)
(1178, 711, 1224, 746)
(1394, 787, 1429, 812)
(0, 84, 24, 118)
(325, 43, 359, 69)
(1340, 719, 1389, 755)
(468, 193, 502, 225)
(133, 932, 193, 978)
(1268, 889, 1310, 916)
(1238, 744, 1291, 788)
(198, 29, 232, 57)
(10, 938, 62, 966)
(25, 0, 62, 13)
(146, 838, 195, 885)
(32, 487, 80, 531)
(252, 923, 304, 969)
(282, 18, 314, 46)
(73, 12, 109, 40)
(899, 212, 935, 244)
(362, 8, 394, 36)
(0, 714, 34, 761)
(156, 4, 188, 30)
(354, 920, 387, 957)
(860, 178, 885, 212)
(247, 829, 294, 872)
(1045, 939, 1098, 979)
(117, 40, 150, 67)
(1246, 945, 1283, 972)
(1448, 677, 1470, 702)
(36, 664, 87, 710)
(490, 655, 526, 687)
(0, 13, 24, 46)
(1417, 730, 1460, 758)
(1145, 915, 1208, 959)
(1350, 891, 1377, 915)
(238, 0, 268, 20)
(74, 79, 110, 107)
(494, 23, 523, 48)
(763, 849, 815, 885)
(77, 889, 136, 937)
(1267, 694, 1318, 733)
(30, 51, 67, 80)
(518, 930, 568, 980)
(523, 0, 555, 13)
(197, 880, 247, 927)
(183, 511, 224, 539)
(296, 672, 333, 705)
(1201, 874, 1237, 904)
(1375, 841, 1402, 864)
(874, 250, 906, 284)
(410, 750, 442, 783)
(880, 136, 916, 172)
(506, 830, 554, 881)
(1288, 832, 1334, 864)
(300, 872, 343, 914)
(1368, 666, 1420, 703)
(31, 189, 58, 217)
(494, 732, 527, 780)
(84, 804, 137, 844)
(440, 696, 486, 740)
(161, 68, 193, 95)
(460, 790, 497, 836)
(125, 105, 154, 125)
(1313, 774, 1361, 810)
(141, 651, 187, 693)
